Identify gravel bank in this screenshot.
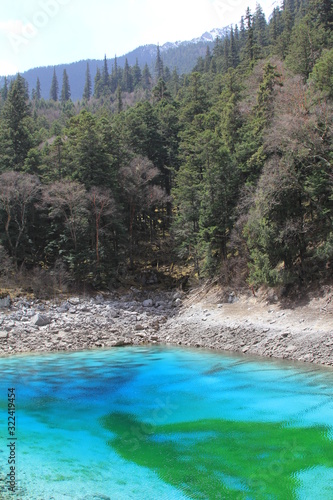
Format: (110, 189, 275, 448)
(0, 288, 332, 367)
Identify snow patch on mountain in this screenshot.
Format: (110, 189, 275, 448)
(160, 26, 230, 52)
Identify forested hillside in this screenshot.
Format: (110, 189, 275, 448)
(0, 30, 228, 102)
(0, 0, 332, 295)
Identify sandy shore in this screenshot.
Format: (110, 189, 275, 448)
(0, 287, 332, 367)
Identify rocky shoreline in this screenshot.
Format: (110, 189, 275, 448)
(0, 288, 332, 367)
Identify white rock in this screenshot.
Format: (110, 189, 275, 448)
(143, 299, 153, 307)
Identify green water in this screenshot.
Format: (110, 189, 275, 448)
(102, 413, 333, 499)
(0, 346, 332, 499)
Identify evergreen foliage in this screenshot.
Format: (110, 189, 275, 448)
(61, 70, 71, 103)
(0, 1, 332, 290)
(49, 68, 59, 101)
(83, 63, 92, 100)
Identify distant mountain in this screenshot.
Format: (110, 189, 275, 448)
(0, 26, 230, 102)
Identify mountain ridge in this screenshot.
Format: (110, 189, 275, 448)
(0, 26, 230, 101)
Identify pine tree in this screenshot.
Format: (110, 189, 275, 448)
(50, 68, 59, 101)
(1, 77, 8, 102)
(0, 74, 33, 170)
(61, 69, 71, 102)
(102, 55, 109, 90)
(117, 84, 123, 113)
(123, 58, 133, 92)
(155, 44, 164, 80)
(230, 27, 239, 68)
(132, 58, 142, 88)
(152, 78, 170, 101)
(142, 64, 152, 89)
(83, 63, 92, 100)
(94, 68, 102, 98)
(110, 55, 118, 93)
(245, 7, 255, 63)
(239, 16, 246, 46)
(253, 4, 268, 50)
(36, 77, 41, 100)
(170, 68, 180, 95)
(204, 47, 212, 72)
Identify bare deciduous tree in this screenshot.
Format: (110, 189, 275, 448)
(0, 171, 41, 266)
(43, 180, 88, 251)
(120, 156, 167, 265)
(87, 186, 116, 264)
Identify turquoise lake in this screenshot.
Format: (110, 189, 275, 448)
(0, 346, 333, 499)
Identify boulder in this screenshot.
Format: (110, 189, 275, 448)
(32, 314, 52, 327)
(135, 324, 145, 331)
(57, 302, 70, 313)
(228, 292, 239, 304)
(142, 299, 153, 308)
(0, 295, 11, 308)
(95, 294, 104, 305)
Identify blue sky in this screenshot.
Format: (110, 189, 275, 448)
(0, 0, 278, 76)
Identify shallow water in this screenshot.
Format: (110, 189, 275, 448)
(0, 346, 332, 499)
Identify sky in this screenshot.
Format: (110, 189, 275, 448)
(0, 0, 278, 76)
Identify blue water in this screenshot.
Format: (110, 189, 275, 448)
(0, 346, 332, 499)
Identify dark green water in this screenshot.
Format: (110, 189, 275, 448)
(0, 346, 332, 499)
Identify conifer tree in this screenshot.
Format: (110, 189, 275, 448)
(102, 55, 109, 90)
(61, 69, 71, 102)
(1, 77, 8, 102)
(36, 77, 41, 100)
(123, 58, 133, 92)
(50, 68, 59, 101)
(245, 7, 255, 63)
(142, 64, 152, 89)
(253, 4, 268, 51)
(230, 27, 239, 68)
(110, 55, 118, 93)
(170, 68, 180, 95)
(0, 74, 33, 170)
(239, 16, 246, 46)
(155, 44, 164, 80)
(83, 63, 92, 100)
(94, 68, 102, 98)
(117, 84, 123, 113)
(132, 58, 142, 88)
(204, 47, 212, 72)
(164, 66, 171, 83)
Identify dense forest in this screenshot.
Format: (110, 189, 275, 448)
(0, 0, 332, 295)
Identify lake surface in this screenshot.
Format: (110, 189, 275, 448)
(0, 346, 333, 499)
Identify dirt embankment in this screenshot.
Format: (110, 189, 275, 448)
(158, 286, 333, 367)
(0, 285, 332, 367)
